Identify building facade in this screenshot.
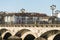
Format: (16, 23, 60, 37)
(0, 12, 49, 24)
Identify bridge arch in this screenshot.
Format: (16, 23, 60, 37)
(0, 28, 8, 36)
(0, 28, 12, 40)
(2, 31, 12, 40)
(15, 29, 31, 37)
(53, 33, 60, 40)
(35, 30, 60, 40)
(24, 34, 35, 40)
(21, 31, 37, 40)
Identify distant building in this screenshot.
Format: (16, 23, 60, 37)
(0, 12, 49, 24)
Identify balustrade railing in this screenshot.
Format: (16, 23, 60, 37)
(0, 24, 60, 27)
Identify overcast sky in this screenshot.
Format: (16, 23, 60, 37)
(0, 0, 60, 15)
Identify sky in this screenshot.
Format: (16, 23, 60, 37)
(0, 0, 60, 16)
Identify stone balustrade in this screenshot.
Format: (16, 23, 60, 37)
(0, 24, 60, 27)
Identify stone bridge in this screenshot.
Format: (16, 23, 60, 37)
(0, 24, 60, 40)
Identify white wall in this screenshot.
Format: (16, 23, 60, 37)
(4, 15, 17, 23)
(57, 13, 60, 18)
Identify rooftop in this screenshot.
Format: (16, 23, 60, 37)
(0, 12, 48, 17)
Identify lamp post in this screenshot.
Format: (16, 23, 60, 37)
(50, 5, 56, 16)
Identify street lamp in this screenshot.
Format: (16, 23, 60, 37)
(50, 5, 56, 16)
(55, 10, 60, 13)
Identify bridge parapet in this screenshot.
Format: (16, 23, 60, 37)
(0, 24, 60, 27)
